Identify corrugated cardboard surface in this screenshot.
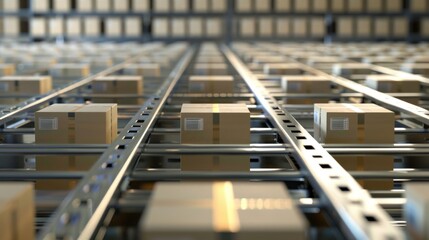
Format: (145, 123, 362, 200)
(140, 182, 307, 240)
(181, 104, 250, 171)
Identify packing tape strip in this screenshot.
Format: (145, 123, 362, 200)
(213, 181, 240, 233)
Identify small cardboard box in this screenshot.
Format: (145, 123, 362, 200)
(337, 17, 353, 37)
(236, 0, 252, 12)
(255, 0, 271, 12)
(240, 18, 256, 37)
(275, 0, 291, 11)
(332, 63, 373, 76)
(292, 18, 307, 37)
(152, 18, 169, 37)
(49, 63, 90, 78)
(401, 63, 429, 76)
(123, 63, 161, 77)
(314, 103, 394, 190)
(365, 75, 420, 104)
(259, 18, 273, 37)
(35, 103, 118, 189)
(263, 63, 303, 75)
(281, 75, 331, 104)
(206, 18, 222, 37)
(172, 0, 188, 12)
(171, 18, 186, 37)
(356, 17, 371, 37)
(105, 17, 122, 37)
(140, 182, 307, 240)
(0, 183, 34, 240)
(95, 0, 111, 11)
(194, 63, 229, 75)
(347, 0, 363, 12)
(0, 76, 52, 104)
(153, 0, 170, 12)
(188, 75, 234, 94)
(84, 17, 100, 36)
(181, 104, 250, 171)
(0, 64, 15, 76)
(295, 0, 310, 12)
(193, 0, 208, 12)
(93, 75, 144, 104)
(188, 18, 203, 37)
(404, 183, 429, 240)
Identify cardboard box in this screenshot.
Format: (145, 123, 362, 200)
(240, 18, 256, 37)
(365, 75, 420, 104)
(153, 0, 170, 12)
(294, 0, 309, 12)
(77, 0, 93, 12)
(255, 0, 271, 12)
(53, 0, 70, 11)
(35, 104, 118, 189)
(181, 104, 250, 171)
(193, 0, 208, 12)
(189, 75, 234, 94)
(314, 103, 394, 190)
(188, 18, 203, 37)
(106, 17, 122, 37)
(93, 75, 144, 104)
(386, 0, 402, 12)
(125, 17, 141, 36)
(33, 0, 49, 12)
(113, 0, 129, 12)
(263, 63, 303, 75)
(140, 182, 307, 240)
(0, 76, 52, 104)
(152, 18, 169, 37)
(0, 64, 15, 76)
(392, 17, 408, 37)
(313, 0, 328, 12)
(356, 17, 371, 37)
(194, 63, 229, 75)
(84, 17, 100, 36)
(173, 0, 188, 12)
(49, 63, 90, 77)
(337, 17, 353, 37)
(292, 18, 307, 37)
(171, 18, 186, 37)
(410, 0, 427, 13)
(0, 183, 34, 240)
(133, 0, 150, 12)
(281, 75, 331, 104)
(332, 63, 373, 76)
(347, 0, 363, 12)
(310, 17, 325, 37)
(2, 17, 19, 36)
(276, 18, 291, 36)
(331, 0, 345, 12)
(206, 18, 222, 37)
(123, 63, 161, 77)
(66, 17, 82, 37)
(49, 17, 64, 36)
(367, 0, 382, 12)
(95, 0, 111, 11)
(259, 18, 273, 37)
(236, 0, 252, 12)
(404, 183, 429, 240)
(275, 0, 291, 11)
(211, 0, 227, 12)
(374, 17, 390, 38)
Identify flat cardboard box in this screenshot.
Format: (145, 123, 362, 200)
(49, 63, 90, 77)
(35, 104, 118, 189)
(123, 63, 161, 77)
(140, 182, 307, 240)
(93, 75, 144, 104)
(404, 183, 429, 240)
(0, 64, 15, 76)
(263, 63, 303, 75)
(189, 75, 234, 94)
(281, 75, 331, 104)
(314, 103, 394, 189)
(365, 75, 420, 104)
(194, 63, 229, 75)
(0, 183, 34, 240)
(181, 104, 250, 171)
(275, 0, 291, 12)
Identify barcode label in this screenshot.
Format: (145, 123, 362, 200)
(184, 118, 203, 131)
(39, 118, 58, 130)
(0, 83, 9, 92)
(330, 117, 349, 131)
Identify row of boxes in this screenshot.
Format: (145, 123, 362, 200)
(140, 182, 307, 239)
(152, 18, 223, 37)
(336, 17, 408, 38)
(238, 17, 326, 37)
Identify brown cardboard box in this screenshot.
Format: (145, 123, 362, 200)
(294, 0, 309, 12)
(410, 0, 427, 13)
(314, 103, 394, 189)
(258, 18, 273, 37)
(292, 18, 307, 37)
(0, 76, 52, 104)
(0, 64, 15, 76)
(123, 63, 161, 77)
(367, 0, 382, 12)
(188, 17, 203, 37)
(206, 18, 222, 37)
(393, 17, 408, 37)
(181, 104, 250, 171)
(347, 0, 363, 12)
(332, 63, 373, 76)
(93, 75, 144, 104)
(281, 75, 331, 104)
(0, 183, 34, 240)
(386, 0, 402, 12)
(171, 18, 186, 37)
(172, 0, 188, 12)
(152, 18, 169, 37)
(35, 104, 118, 189)
(356, 17, 371, 37)
(404, 183, 429, 240)
(49, 63, 90, 78)
(401, 63, 429, 76)
(240, 18, 256, 37)
(310, 17, 325, 37)
(194, 63, 229, 75)
(140, 182, 307, 240)
(332, 0, 345, 12)
(275, 0, 291, 12)
(153, 0, 169, 12)
(337, 17, 353, 37)
(276, 18, 291, 36)
(374, 17, 390, 38)
(365, 75, 420, 104)
(188, 75, 234, 94)
(236, 0, 252, 12)
(313, 0, 328, 12)
(255, 0, 270, 12)
(263, 63, 303, 75)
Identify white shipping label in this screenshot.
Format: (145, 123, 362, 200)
(0, 83, 9, 92)
(39, 118, 58, 130)
(330, 117, 349, 131)
(184, 118, 204, 131)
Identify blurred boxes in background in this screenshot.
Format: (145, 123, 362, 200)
(140, 182, 307, 240)
(35, 103, 118, 189)
(93, 75, 144, 104)
(365, 75, 420, 104)
(281, 75, 331, 104)
(181, 103, 250, 171)
(314, 103, 394, 190)
(188, 75, 234, 93)
(0, 64, 15, 76)
(49, 63, 90, 77)
(264, 63, 304, 75)
(123, 63, 161, 77)
(194, 63, 229, 75)
(0, 76, 52, 103)
(0, 182, 34, 240)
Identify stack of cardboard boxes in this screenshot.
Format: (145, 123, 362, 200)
(93, 75, 144, 104)
(35, 103, 117, 189)
(281, 75, 331, 104)
(0, 182, 34, 240)
(188, 75, 234, 94)
(365, 75, 420, 105)
(0, 76, 52, 104)
(140, 182, 307, 240)
(180, 103, 250, 171)
(314, 103, 394, 189)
